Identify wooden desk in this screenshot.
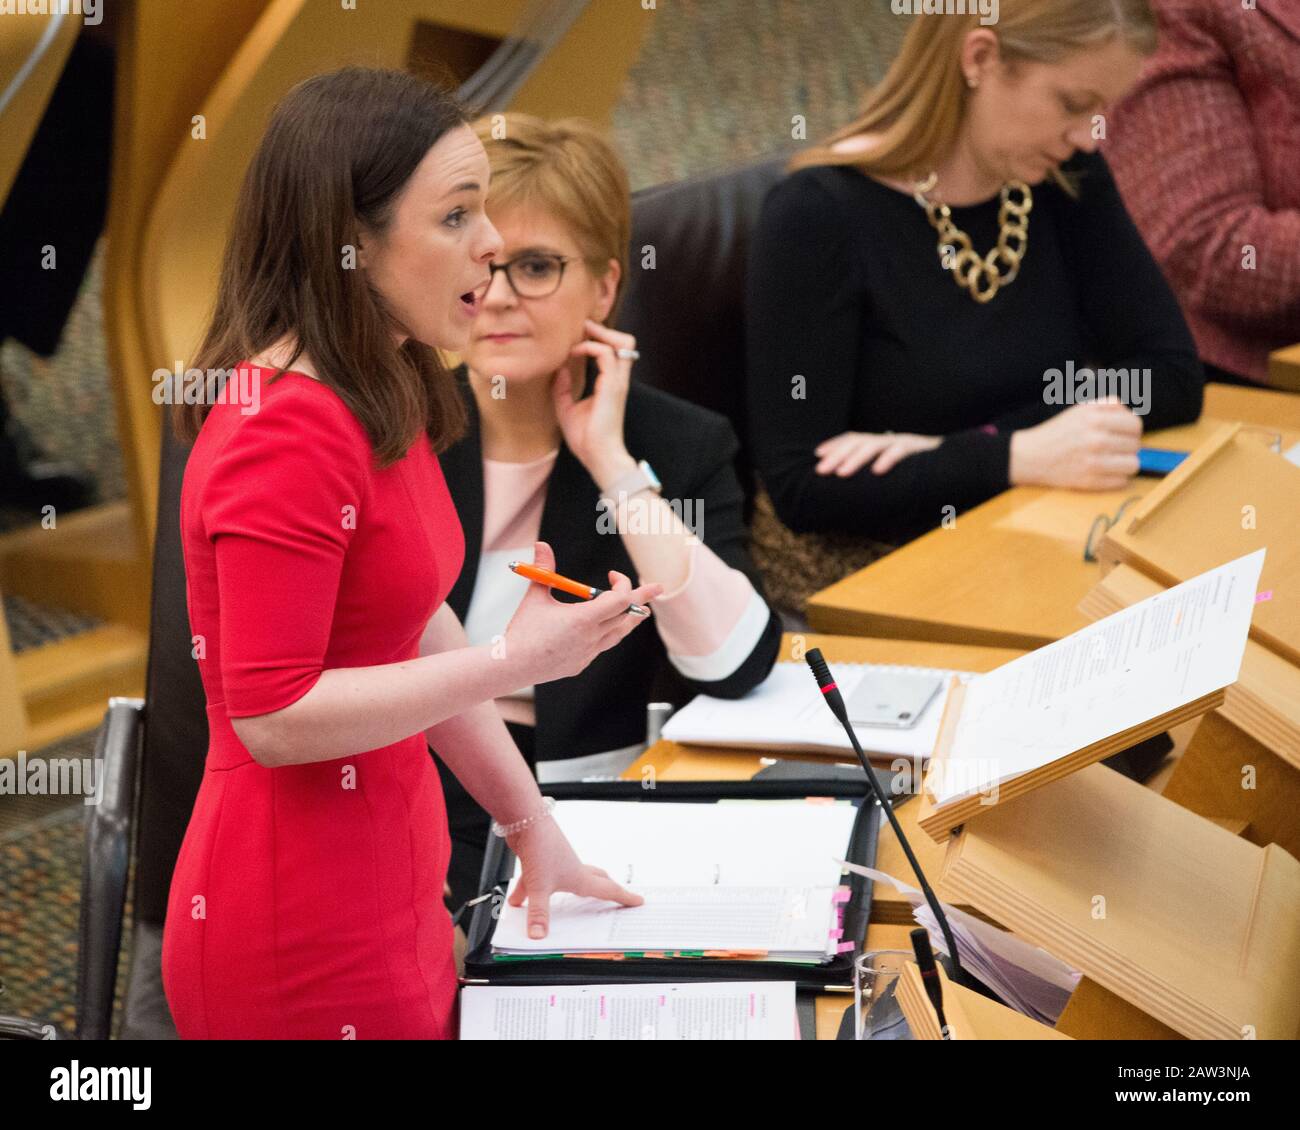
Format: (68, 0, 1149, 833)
(1205, 380, 1300, 430)
(623, 633, 1026, 1041)
(807, 401, 1298, 648)
(1268, 342, 1300, 393)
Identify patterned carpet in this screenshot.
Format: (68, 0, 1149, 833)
(0, 0, 903, 1037)
(0, 802, 84, 1035)
(4, 593, 102, 654)
(0, 730, 133, 1037)
(611, 0, 905, 189)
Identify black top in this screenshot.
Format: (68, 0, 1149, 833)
(434, 368, 783, 763)
(744, 151, 1204, 544)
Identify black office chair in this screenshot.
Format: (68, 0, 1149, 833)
(619, 153, 791, 515)
(0, 611, 173, 1039)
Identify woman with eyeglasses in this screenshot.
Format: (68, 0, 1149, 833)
(432, 114, 782, 912)
(744, 0, 1204, 616)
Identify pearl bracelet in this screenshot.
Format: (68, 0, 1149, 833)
(491, 796, 556, 839)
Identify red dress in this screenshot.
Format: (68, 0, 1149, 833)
(162, 367, 466, 1039)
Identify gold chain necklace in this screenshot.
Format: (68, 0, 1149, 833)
(912, 172, 1033, 304)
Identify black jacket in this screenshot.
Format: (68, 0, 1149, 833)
(437, 369, 783, 761)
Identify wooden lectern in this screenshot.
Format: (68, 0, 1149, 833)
(939, 764, 1300, 1040)
(913, 505, 1300, 1038)
(1095, 424, 1300, 858)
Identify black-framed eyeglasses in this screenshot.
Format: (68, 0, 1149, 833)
(487, 253, 574, 299)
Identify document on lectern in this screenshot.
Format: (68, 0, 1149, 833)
(921, 549, 1265, 832)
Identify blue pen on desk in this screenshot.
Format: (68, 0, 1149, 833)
(1137, 447, 1189, 476)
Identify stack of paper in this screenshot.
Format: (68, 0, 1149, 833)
(460, 982, 799, 1040)
(839, 861, 1080, 1026)
(491, 800, 858, 963)
(897, 963, 1071, 1041)
(661, 661, 969, 759)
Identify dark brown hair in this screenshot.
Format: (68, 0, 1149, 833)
(174, 67, 470, 462)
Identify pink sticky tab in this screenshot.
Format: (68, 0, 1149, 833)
(832, 887, 852, 904)
(836, 941, 855, 954)
(828, 928, 844, 940)
(1256, 590, 1273, 603)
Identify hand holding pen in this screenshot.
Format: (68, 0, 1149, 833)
(510, 559, 652, 618)
(500, 541, 662, 686)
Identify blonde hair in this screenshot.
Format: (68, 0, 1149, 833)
(472, 113, 631, 317)
(791, 0, 1157, 187)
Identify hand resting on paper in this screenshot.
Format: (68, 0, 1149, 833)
(506, 815, 644, 940)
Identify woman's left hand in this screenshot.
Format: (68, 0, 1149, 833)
(814, 430, 942, 477)
(506, 814, 644, 939)
(553, 319, 638, 487)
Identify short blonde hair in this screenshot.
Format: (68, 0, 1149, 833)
(472, 113, 631, 317)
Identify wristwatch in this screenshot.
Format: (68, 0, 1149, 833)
(600, 458, 662, 504)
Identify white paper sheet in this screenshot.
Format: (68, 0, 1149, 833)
(460, 982, 799, 1040)
(490, 800, 857, 959)
(491, 885, 839, 957)
(928, 549, 1265, 807)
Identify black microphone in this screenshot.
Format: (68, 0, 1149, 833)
(806, 647, 969, 987)
(910, 926, 951, 1039)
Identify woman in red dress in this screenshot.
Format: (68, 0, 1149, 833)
(161, 68, 658, 1040)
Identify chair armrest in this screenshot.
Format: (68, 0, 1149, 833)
(0, 1015, 67, 1040)
(76, 697, 143, 1041)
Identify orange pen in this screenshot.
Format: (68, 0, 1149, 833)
(508, 561, 651, 618)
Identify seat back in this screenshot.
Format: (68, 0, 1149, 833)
(131, 426, 207, 930)
(618, 153, 790, 503)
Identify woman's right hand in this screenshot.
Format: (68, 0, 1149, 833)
(1009, 400, 1142, 490)
(506, 814, 643, 939)
(502, 540, 663, 686)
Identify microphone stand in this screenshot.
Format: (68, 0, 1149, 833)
(805, 648, 970, 988)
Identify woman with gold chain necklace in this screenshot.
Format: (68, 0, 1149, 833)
(744, 0, 1203, 617)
